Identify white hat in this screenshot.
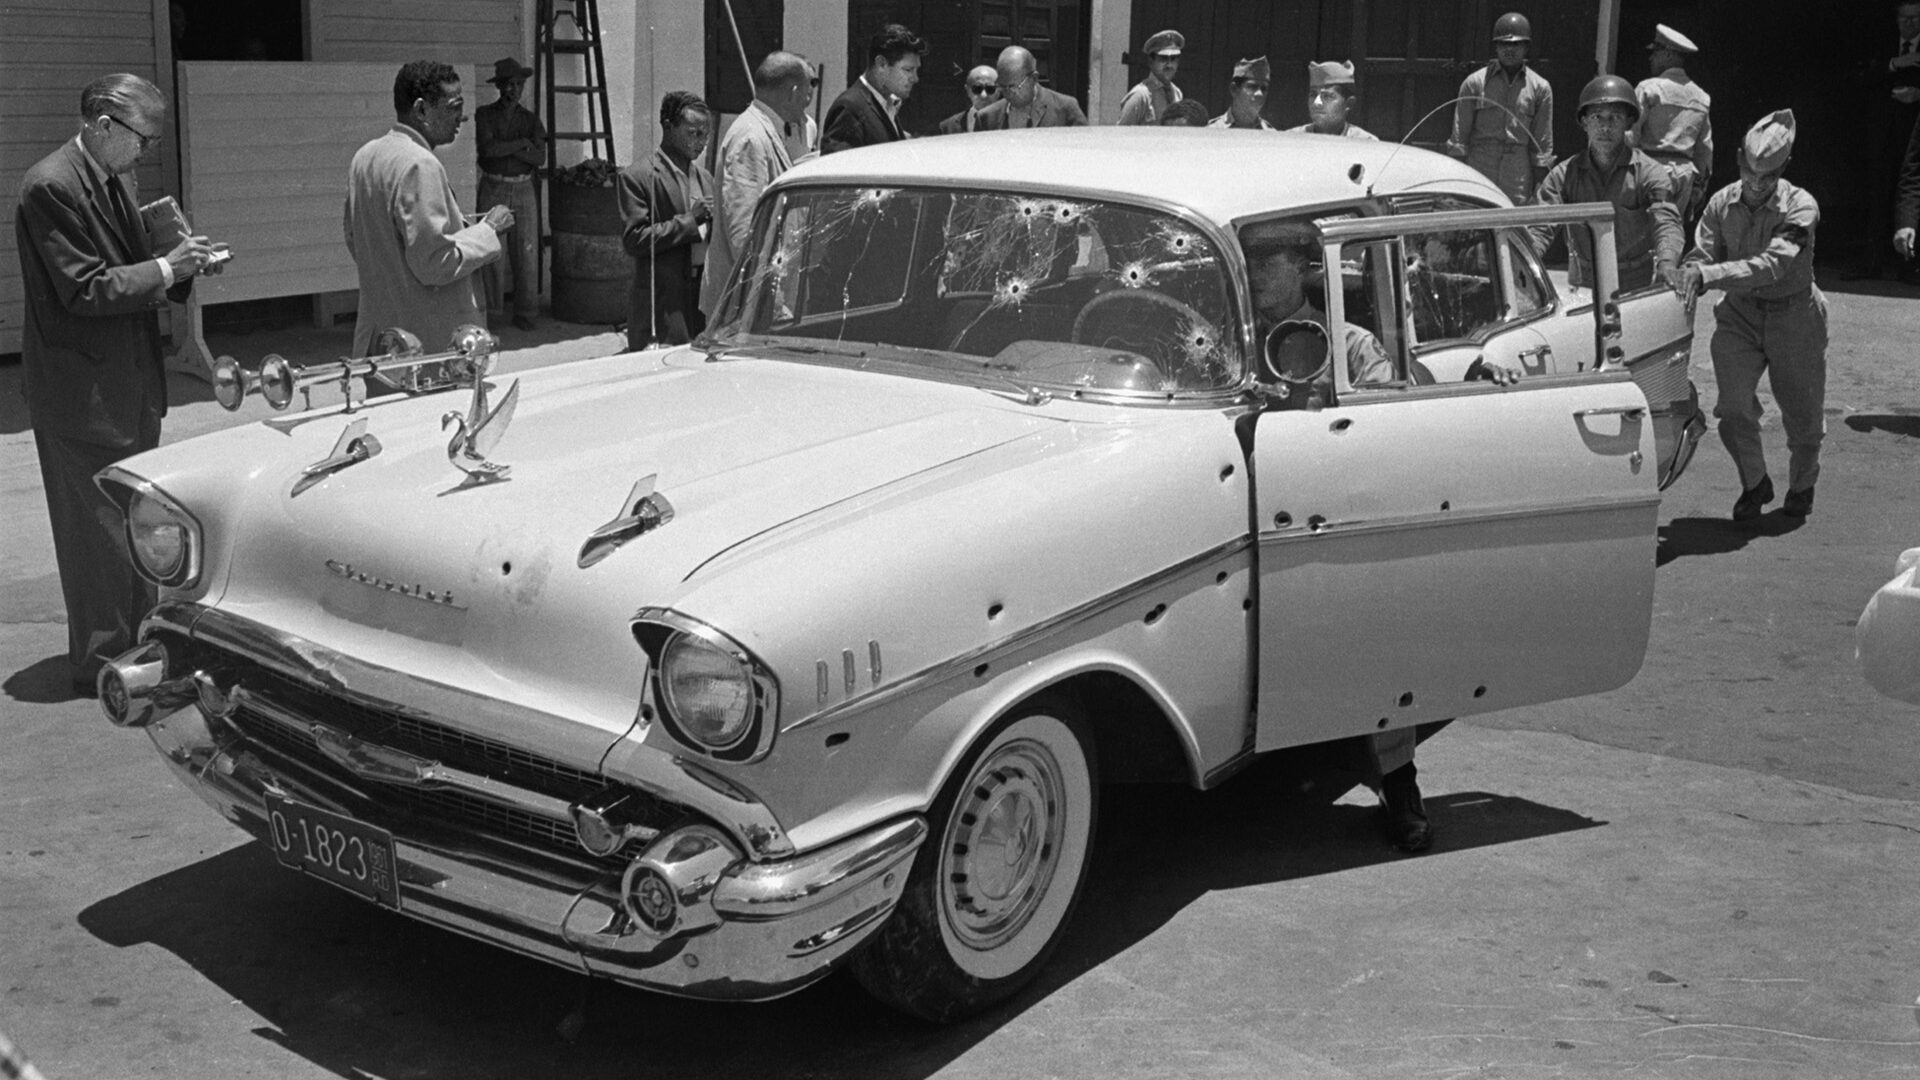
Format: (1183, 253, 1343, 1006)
(1647, 24, 1698, 54)
(1742, 109, 1796, 172)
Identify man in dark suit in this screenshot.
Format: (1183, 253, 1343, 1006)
(975, 46, 1088, 130)
(618, 90, 715, 347)
(939, 65, 999, 134)
(1894, 114, 1920, 264)
(15, 73, 220, 694)
(1869, 1, 1920, 277)
(822, 23, 926, 152)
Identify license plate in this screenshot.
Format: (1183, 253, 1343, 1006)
(264, 793, 401, 909)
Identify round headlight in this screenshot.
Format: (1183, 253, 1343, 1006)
(658, 632, 755, 750)
(127, 490, 187, 581)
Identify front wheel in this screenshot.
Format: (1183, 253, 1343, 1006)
(851, 699, 1098, 1021)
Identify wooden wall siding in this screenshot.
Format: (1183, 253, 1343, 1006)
(177, 61, 480, 306)
(308, 0, 523, 70)
(1, 0, 167, 354)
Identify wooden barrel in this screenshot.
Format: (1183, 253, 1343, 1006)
(548, 183, 630, 325)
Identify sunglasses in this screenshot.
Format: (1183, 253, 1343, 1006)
(967, 83, 997, 95)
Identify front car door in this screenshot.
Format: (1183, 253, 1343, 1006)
(1248, 205, 1661, 752)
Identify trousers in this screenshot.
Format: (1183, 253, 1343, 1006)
(1710, 288, 1828, 493)
(479, 175, 540, 318)
(34, 416, 160, 684)
(1467, 142, 1535, 205)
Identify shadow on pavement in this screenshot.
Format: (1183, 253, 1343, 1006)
(1657, 513, 1805, 566)
(1844, 413, 1920, 438)
(3, 654, 87, 704)
(76, 754, 1601, 1079)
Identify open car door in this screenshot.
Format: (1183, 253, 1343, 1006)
(1249, 205, 1661, 752)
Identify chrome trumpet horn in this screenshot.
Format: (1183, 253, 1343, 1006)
(209, 325, 498, 414)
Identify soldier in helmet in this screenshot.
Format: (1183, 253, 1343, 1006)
(1530, 74, 1683, 292)
(1118, 29, 1185, 125)
(1288, 61, 1375, 139)
(1448, 12, 1555, 203)
(1210, 56, 1275, 129)
(1629, 24, 1714, 226)
(1675, 111, 1827, 522)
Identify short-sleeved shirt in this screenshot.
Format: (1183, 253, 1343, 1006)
(1689, 179, 1820, 300)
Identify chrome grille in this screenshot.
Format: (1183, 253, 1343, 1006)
(182, 647, 686, 866)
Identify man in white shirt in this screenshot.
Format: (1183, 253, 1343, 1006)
(822, 23, 925, 152)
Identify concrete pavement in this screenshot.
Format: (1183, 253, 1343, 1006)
(2, 290, 1917, 1079)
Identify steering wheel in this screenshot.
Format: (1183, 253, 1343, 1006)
(1070, 288, 1210, 367)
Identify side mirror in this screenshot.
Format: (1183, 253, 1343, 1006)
(1258, 320, 1333, 409)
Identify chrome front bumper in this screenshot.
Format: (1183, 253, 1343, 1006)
(111, 641, 925, 1002)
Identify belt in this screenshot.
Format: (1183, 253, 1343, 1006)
(481, 172, 535, 184)
(1732, 289, 1810, 311)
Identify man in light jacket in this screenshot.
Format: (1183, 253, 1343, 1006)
(701, 52, 814, 321)
(344, 60, 509, 357)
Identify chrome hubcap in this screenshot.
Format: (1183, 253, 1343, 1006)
(941, 738, 1065, 952)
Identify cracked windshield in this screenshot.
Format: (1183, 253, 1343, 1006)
(711, 187, 1244, 394)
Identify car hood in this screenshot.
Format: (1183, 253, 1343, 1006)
(207, 354, 1063, 735)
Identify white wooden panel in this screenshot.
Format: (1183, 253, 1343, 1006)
(177, 61, 480, 307)
(309, 0, 522, 71)
(0, 0, 165, 354)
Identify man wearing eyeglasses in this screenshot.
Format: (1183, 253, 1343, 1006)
(973, 46, 1088, 130)
(16, 72, 224, 696)
(345, 61, 511, 360)
(939, 65, 1000, 134)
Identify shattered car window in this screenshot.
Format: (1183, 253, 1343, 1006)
(712, 187, 1244, 395)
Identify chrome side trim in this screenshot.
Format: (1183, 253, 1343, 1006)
(1260, 491, 1661, 545)
(783, 536, 1253, 734)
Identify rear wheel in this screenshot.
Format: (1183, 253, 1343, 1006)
(851, 699, 1097, 1021)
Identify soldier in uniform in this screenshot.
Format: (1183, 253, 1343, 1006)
(1209, 57, 1274, 130)
(1287, 60, 1375, 139)
(1676, 111, 1827, 522)
(1118, 30, 1185, 125)
(1532, 75, 1684, 292)
(1448, 12, 1555, 204)
(1629, 24, 1713, 226)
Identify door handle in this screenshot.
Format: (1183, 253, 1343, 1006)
(1574, 405, 1645, 420)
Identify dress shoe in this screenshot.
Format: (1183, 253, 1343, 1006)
(512, 314, 538, 332)
(1731, 476, 1774, 522)
(1379, 764, 1434, 854)
(1782, 485, 1815, 518)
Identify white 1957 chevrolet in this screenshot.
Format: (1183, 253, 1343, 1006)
(96, 129, 1701, 1021)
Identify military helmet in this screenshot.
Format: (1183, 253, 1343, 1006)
(1576, 74, 1639, 122)
(1493, 12, 1532, 42)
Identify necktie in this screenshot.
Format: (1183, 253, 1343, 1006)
(106, 176, 141, 251)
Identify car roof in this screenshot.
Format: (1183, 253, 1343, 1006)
(775, 127, 1510, 224)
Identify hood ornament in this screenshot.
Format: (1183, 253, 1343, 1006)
(440, 326, 519, 486)
(578, 474, 675, 568)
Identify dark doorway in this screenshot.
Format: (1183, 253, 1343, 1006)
(170, 0, 304, 62)
(707, 0, 786, 116)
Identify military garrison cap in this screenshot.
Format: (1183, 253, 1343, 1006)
(1307, 60, 1356, 88)
(1232, 56, 1272, 83)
